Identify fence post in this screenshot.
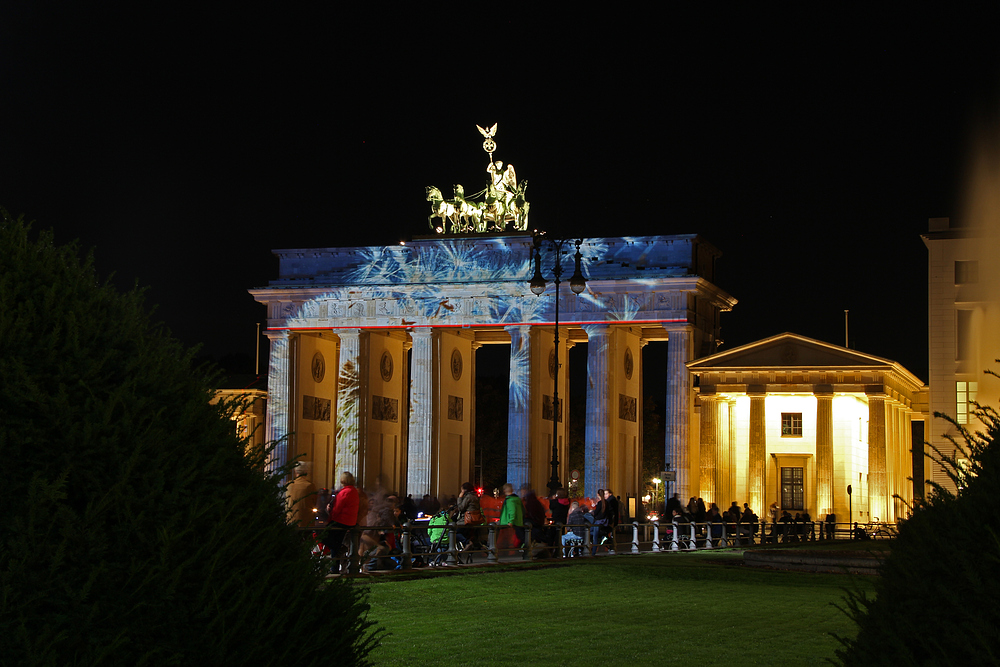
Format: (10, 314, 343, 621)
(487, 524, 498, 564)
(584, 524, 592, 557)
(631, 521, 640, 554)
(652, 521, 661, 552)
(523, 524, 532, 561)
(401, 521, 412, 570)
(671, 519, 679, 551)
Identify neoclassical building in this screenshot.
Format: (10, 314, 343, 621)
(922, 216, 1000, 493)
(688, 333, 926, 523)
(250, 232, 736, 501)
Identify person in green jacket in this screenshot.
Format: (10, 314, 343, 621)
(499, 483, 524, 546)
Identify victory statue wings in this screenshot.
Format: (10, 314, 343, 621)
(476, 123, 497, 139)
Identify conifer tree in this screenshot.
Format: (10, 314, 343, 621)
(0, 211, 381, 666)
(835, 384, 1000, 665)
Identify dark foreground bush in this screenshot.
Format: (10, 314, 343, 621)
(0, 212, 380, 666)
(835, 395, 1000, 665)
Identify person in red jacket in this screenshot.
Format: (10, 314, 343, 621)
(323, 471, 359, 573)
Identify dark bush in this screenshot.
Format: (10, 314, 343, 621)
(835, 392, 1000, 665)
(0, 211, 380, 666)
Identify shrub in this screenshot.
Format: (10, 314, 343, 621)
(834, 385, 1000, 665)
(0, 211, 381, 666)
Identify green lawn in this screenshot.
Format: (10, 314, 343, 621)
(359, 551, 872, 666)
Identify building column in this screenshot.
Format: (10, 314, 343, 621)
(470, 341, 481, 484)
(264, 329, 290, 477)
(664, 325, 693, 500)
(815, 387, 834, 519)
(335, 329, 368, 479)
(748, 386, 767, 514)
(407, 328, 436, 497)
(505, 325, 532, 490)
(867, 390, 888, 522)
(698, 389, 719, 504)
(584, 323, 611, 498)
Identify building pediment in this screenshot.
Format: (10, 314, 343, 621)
(688, 333, 895, 371)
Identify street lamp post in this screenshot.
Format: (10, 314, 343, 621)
(530, 232, 586, 494)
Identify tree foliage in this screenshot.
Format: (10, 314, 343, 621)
(834, 382, 1000, 665)
(0, 211, 380, 666)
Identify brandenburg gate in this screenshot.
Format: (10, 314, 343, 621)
(250, 233, 735, 501)
(249, 124, 735, 502)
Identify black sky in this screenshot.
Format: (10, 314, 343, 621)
(3, 6, 1000, 383)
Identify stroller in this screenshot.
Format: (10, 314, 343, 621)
(426, 510, 453, 566)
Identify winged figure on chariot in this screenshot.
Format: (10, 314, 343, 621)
(427, 124, 530, 234)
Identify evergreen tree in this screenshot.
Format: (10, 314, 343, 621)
(835, 385, 1000, 665)
(0, 211, 381, 666)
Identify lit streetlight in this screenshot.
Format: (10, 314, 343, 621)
(529, 232, 586, 494)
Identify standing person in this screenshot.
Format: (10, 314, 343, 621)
(323, 471, 360, 574)
(666, 493, 682, 518)
(454, 482, 484, 549)
(549, 488, 570, 525)
(521, 489, 548, 555)
(287, 463, 316, 528)
(499, 483, 524, 547)
(591, 489, 607, 555)
(602, 489, 619, 554)
(314, 488, 332, 525)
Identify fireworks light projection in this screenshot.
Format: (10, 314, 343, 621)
(252, 232, 734, 494)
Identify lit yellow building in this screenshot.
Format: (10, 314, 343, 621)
(687, 333, 926, 523)
(922, 217, 1000, 493)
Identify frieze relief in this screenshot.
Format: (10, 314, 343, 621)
(266, 284, 706, 328)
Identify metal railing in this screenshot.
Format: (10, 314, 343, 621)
(304, 518, 896, 574)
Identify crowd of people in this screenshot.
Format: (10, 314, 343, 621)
(297, 470, 823, 572)
(300, 471, 631, 571)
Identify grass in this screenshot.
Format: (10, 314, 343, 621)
(359, 550, 874, 666)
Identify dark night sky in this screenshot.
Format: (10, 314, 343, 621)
(3, 6, 1000, 383)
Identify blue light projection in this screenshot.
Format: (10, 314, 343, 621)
(508, 331, 531, 410)
(264, 235, 711, 332)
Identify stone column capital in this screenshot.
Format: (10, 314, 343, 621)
(504, 324, 532, 337)
(582, 322, 610, 339)
(661, 322, 693, 336)
(264, 328, 290, 342)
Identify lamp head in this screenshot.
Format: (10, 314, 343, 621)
(530, 246, 546, 295)
(569, 244, 586, 294)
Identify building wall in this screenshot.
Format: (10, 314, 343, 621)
(293, 334, 337, 491)
(437, 331, 474, 497)
(610, 327, 641, 499)
(364, 332, 406, 492)
(924, 218, 1000, 493)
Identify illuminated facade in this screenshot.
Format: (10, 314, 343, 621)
(211, 388, 268, 455)
(923, 217, 1000, 493)
(249, 233, 735, 500)
(687, 333, 925, 523)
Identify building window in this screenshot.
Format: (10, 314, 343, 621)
(781, 467, 804, 510)
(781, 413, 802, 436)
(955, 260, 979, 285)
(957, 310, 973, 360)
(957, 381, 978, 424)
